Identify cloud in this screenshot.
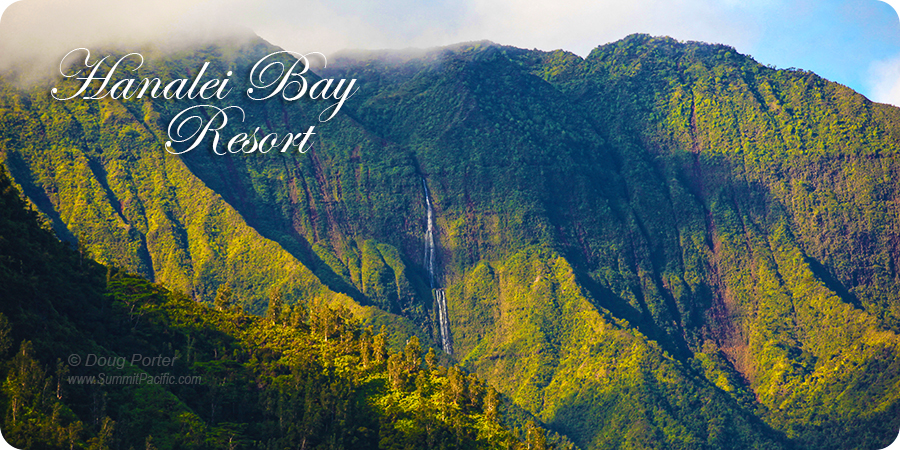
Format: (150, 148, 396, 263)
(0, 0, 765, 71)
(868, 1, 900, 106)
(869, 54, 900, 106)
(448, 0, 761, 56)
(241, 0, 763, 57)
(0, 0, 252, 81)
(1, 0, 900, 104)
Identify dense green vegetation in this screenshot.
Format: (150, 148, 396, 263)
(1, 33, 899, 449)
(0, 166, 552, 449)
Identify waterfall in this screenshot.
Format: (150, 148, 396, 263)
(434, 288, 453, 355)
(423, 179, 453, 354)
(423, 179, 436, 289)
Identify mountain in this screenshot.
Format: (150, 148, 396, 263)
(0, 33, 899, 449)
(0, 165, 555, 449)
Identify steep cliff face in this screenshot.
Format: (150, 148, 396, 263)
(2, 34, 899, 449)
(0, 166, 540, 450)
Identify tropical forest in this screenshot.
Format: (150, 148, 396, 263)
(0, 33, 898, 449)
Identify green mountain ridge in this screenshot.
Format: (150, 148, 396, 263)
(0, 165, 559, 449)
(1, 33, 899, 449)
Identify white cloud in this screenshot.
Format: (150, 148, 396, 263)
(243, 0, 765, 57)
(448, 0, 762, 56)
(0, 0, 254, 81)
(869, 54, 900, 106)
(0, 0, 767, 71)
(871, 1, 900, 106)
(1, 0, 899, 102)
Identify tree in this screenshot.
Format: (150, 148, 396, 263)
(0, 313, 11, 355)
(87, 417, 115, 450)
(485, 388, 499, 421)
(372, 332, 387, 364)
(266, 287, 284, 323)
(5, 341, 47, 425)
(447, 366, 465, 405)
(403, 336, 422, 371)
(214, 283, 233, 311)
(387, 353, 405, 391)
(526, 421, 548, 450)
(359, 331, 372, 369)
(424, 348, 437, 371)
(289, 302, 309, 329)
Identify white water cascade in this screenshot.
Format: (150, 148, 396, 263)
(423, 179, 453, 355)
(434, 288, 452, 355)
(424, 179, 437, 289)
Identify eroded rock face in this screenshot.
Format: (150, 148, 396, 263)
(2, 33, 900, 449)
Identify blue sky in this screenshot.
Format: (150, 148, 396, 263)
(1, 0, 900, 105)
(743, 0, 900, 103)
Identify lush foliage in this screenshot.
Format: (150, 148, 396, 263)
(1, 34, 900, 449)
(0, 166, 552, 449)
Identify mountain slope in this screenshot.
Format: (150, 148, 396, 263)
(322, 36, 900, 447)
(0, 165, 545, 450)
(1, 34, 899, 449)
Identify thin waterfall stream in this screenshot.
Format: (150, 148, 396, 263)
(423, 179, 453, 355)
